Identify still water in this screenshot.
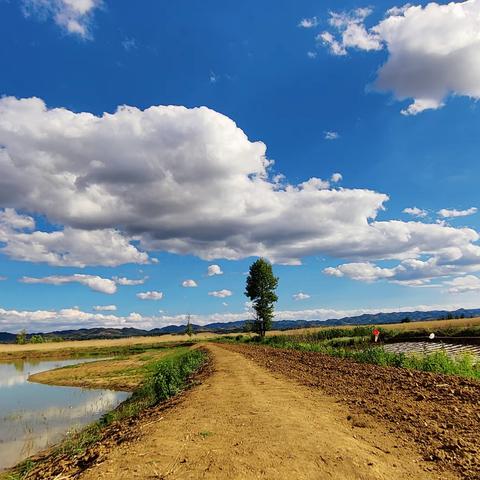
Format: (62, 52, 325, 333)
(0, 358, 129, 471)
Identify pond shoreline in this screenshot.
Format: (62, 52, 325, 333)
(0, 358, 130, 476)
(1, 347, 211, 480)
(28, 358, 141, 392)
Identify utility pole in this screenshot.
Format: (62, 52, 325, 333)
(185, 313, 193, 337)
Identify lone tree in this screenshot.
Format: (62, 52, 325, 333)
(245, 258, 278, 337)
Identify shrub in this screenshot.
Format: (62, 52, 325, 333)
(152, 349, 206, 402)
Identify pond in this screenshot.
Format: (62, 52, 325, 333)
(383, 341, 480, 359)
(0, 358, 129, 472)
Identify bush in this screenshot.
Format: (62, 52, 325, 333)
(15, 329, 27, 345)
(29, 334, 45, 344)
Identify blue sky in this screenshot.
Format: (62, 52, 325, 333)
(1, 0, 480, 332)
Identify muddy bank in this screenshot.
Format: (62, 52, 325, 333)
(28, 350, 172, 391)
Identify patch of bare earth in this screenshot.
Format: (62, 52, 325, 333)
(71, 344, 455, 480)
(223, 343, 480, 480)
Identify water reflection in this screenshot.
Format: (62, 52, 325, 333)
(0, 359, 129, 471)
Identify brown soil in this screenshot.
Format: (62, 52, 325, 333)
(28, 350, 172, 391)
(224, 343, 480, 479)
(62, 344, 457, 480)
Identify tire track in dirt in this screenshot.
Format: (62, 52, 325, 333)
(78, 344, 455, 480)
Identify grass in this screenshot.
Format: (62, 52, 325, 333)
(0, 341, 195, 362)
(272, 324, 480, 343)
(2, 347, 207, 480)
(233, 321, 480, 347)
(3, 461, 35, 480)
(261, 316, 480, 339)
(222, 332, 480, 380)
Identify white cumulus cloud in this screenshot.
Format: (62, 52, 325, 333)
(208, 289, 233, 298)
(136, 291, 164, 301)
(331, 173, 343, 183)
(324, 131, 340, 140)
(438, 207, 478, 218)
(298, 17, 318, 28)
(324, 262, 395, 282)
(403, 207, 428, 218)
(318, 1, 480, 114)
(113, 276, 147, 286)
(0, 208, 148, 267)
(21, 274, 117, 294)
(293, 292, 310, 301)
(1, 97, 480, 274)
(207, 264, 223, 276)
(93, 305, 117, 311)
(318, 8, 382, 56)
(182, 279, 198, 288)
(21, 0, 102, 38)
(324, 245, 480, 287)
(445, 275, 480, 294)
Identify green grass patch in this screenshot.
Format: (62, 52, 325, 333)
(2, 460, 35, 480)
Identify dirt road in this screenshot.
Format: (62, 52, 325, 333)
(79, 344, 453, 480)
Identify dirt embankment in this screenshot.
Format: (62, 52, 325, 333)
(223, 343, 480, 480)
(7, 343, 477, 480)
(54, 344, 456, 480)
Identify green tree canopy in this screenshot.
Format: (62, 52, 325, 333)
(245, 258, 278, 337)
(16, 329, 27, 345)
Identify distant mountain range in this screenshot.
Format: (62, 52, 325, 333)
(1, 307, 479, 344)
